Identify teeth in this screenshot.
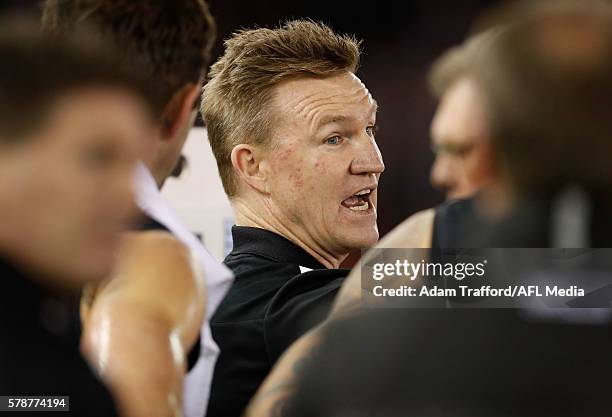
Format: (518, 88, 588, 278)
(349, 202, 369, 211)
(355, 189, 371, 196)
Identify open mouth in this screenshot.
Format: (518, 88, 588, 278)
(341, 188, 373, 212)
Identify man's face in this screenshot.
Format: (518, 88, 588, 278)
(263, 72, 384, 256)
(0, 88, 151, 287)
(430, 77, 495, 200)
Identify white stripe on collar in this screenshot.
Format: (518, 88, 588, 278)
(299, 265, 313, 274)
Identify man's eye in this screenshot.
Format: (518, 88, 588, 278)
(366, 125, 378, 137)
(432, 143, 473, 157)
(325, 136, 342, 145)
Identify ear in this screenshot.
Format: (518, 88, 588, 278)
(160, 83, 201, 140)
(230, 144, 270, 195)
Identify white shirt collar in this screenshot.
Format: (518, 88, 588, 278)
(134, 162, 233, 316)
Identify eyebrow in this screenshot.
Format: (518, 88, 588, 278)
(316, 99, 379, 130)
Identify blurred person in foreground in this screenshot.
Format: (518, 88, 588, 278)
(288, 305, 612, 417)
(0, 22, 155, 416)
(396, 32, 500, 249)
(42, 2, 234, 417)
(245, 1, 612, 415)
(429, 33, 497, 200)
(201, 20, 384, 417)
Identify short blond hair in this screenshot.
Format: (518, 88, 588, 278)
(428, 30, 498, 98)
(201, 20, 361, 197)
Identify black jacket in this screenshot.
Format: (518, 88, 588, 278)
(207, 226, 348, 417)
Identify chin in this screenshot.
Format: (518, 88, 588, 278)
(64, 262, 110, 287)
(341, 227, 379, 251)
(81, 247, 118, 283)
(90, 262, 115, 282)
(46, 263, 109, 291)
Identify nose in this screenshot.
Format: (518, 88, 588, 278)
(430, 155, 456, 192)
(350, 136, 385, 176)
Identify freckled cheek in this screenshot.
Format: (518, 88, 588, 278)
(269, 145, 298, 175)
(288, 168, 304, 189)
(311, 161, 330, 192)
(308, 160, 342, 202)
(275, 145, 294, 161)
(314, 160, 327, 173)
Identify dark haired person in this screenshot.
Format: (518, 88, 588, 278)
(0, 23, 155, 417)
(42, 2, 233, 417)
(201, 20, 383, 417)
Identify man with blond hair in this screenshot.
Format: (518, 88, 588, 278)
(202, 20, 384, 417)
(245, 2, 612, 416)
(262, 2, 612, 416)
(428, 32, 497, 200)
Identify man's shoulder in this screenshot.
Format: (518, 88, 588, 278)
(214, 254, 347, 327)
(89, 230, 194, 292)
(212, 254, 304, 324)
(431, 197, 481, 248)
(266, 267, 348, 313)
(212, 262, 347, 363)
(82, 230, 203, 329)
(376, 208, 436, 249)
(264, 267, 347, 361)
(375, 198, 477, 250)
(225, 251, 301, 277)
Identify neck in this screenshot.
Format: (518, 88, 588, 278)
(232, 197, 346, 269)
(150, 166, 166, 189)
(0, 204, 25, 261)
(476, 179, 515, 221)
(142, 153, 166, 190)
(141, 129, 170, 189)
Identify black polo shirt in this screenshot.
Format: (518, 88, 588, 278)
(207, 226, 349, 417)
(0, 256, 118, 416)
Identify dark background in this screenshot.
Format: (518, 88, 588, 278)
(1, 0, 503, 236)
